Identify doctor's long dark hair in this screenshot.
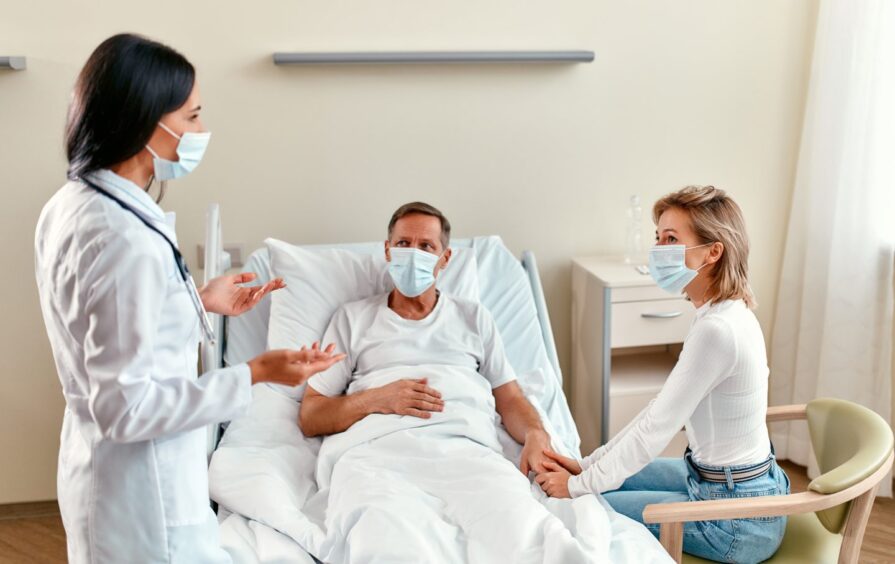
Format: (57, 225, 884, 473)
(65, 33, 195, 185)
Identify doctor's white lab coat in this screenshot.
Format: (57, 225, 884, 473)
(34, 169, 251, 563)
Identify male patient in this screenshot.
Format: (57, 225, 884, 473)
(298, 202, 568, 562)
(300, 201, 549, 472)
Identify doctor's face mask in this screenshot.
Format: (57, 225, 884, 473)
(145, 122, 211, 181)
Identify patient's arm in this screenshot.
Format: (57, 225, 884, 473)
(493, 381, 550, 475)
(299, 378, 444, 437)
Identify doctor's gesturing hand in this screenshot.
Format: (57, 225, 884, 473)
(199, 272, 286, 316)
(250, 343, 347, 387)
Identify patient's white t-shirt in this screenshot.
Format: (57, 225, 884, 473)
(307, 292, 517, 397)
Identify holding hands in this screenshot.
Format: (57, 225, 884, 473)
(519, 430, 552, 476)
(534, 449, 583, 499)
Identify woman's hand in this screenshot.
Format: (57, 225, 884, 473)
(200, 272, 286, 316)
(542, 449, 582, 475)
(362, 378, 444, 418)
(535, 460, 573, 498)
(249, 343, 346, 387)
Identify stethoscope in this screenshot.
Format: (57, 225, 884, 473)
(84, 179, 216, 344)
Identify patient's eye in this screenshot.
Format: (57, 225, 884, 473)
(668, 235, 677, 243)
(396, 240, 409, 247)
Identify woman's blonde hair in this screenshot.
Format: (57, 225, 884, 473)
(653, 185, 756, 308)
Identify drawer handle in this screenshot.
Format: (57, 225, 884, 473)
(641, 311, 683, 319)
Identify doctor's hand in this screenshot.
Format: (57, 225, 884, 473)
(542, 449, 582, 475)
(363, 378, 444, 419)
(249, 343, 346, 387)
(200, 272, 286, 317)
(535, 461, 573, 498)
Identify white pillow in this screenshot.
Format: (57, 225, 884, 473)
(264, 238, 479, 399)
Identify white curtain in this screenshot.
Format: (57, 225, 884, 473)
(770, 0, 895, 497)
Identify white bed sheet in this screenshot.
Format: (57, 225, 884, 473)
(211, 386, 672, 564)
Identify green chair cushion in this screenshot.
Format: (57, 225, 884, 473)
(680, 513, 841, 563)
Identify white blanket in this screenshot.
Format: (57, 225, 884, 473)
(210, 378, 671, 564)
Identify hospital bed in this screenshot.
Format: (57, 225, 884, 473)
(200, 204, 671, 563)
(200, 204, 577, 458)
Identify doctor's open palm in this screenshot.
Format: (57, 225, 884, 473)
(249, 343, 346, 387)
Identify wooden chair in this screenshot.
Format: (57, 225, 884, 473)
(642, 398, 895, 563)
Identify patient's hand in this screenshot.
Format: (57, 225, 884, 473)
(535, 461, 573, 498)
(365, 378, 444, 419)
(542, 449, 582, 475)
(520, 430, 551, 476)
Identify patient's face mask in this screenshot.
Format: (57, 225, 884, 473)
(388, 247, 442, 298)
(145, 122, 211, 181)
(648, 243, 712, 294)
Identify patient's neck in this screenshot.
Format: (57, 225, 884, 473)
(389, 287, 439, 320)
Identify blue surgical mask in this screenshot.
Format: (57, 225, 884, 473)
(648, 243, 711, 294)
(388, 247, 442, 298)
(145, 122, 211, 181)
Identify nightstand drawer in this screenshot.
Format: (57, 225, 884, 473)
(611, 299, 694, 348)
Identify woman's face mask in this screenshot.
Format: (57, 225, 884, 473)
(387, 247, 443, 298)
(648, 243, 712, 294)
(145, 122, 211, 181)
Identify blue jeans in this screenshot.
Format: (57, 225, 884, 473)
(603, 454, 790, 563)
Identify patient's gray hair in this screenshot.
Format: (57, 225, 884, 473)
(388, 202, 451, 250)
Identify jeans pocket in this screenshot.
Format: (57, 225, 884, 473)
(709, 483, 783, 522)
(693, 518, 738, 563)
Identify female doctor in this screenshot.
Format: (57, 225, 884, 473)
(34, 34, 345, 563)
(536, 186, 790, 563)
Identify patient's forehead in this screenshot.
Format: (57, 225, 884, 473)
(391, 214, 443, 247)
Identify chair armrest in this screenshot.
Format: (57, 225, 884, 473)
(643, 491, 820, 523)
(643, 451, 893, 524)
(766, 404, 807, 422)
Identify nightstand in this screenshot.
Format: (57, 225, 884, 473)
(571, 256, 695, 456)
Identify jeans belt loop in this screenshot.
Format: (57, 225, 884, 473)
(724, 467, 735, 491)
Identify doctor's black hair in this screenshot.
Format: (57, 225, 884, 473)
(65, 33, 195, 181)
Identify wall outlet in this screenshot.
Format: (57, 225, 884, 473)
(197, 243, 244, 270)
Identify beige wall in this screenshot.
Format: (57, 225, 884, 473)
(0, 0, 817, 503)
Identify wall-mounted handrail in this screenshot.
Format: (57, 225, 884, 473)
(273, 51, 593, 65)
(0, 57, 26, 70)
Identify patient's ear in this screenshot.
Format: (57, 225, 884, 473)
(384, 240, 391, 262)
(439, 248, 452, 271)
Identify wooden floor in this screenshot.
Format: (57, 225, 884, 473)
(0, 502, 66, 564)
(0, 463, 892, 563)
